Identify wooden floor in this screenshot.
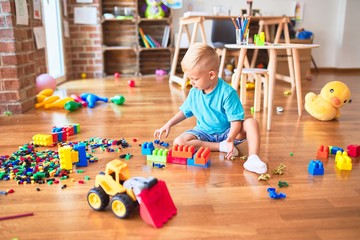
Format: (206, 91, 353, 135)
(0, 71, 360, 240)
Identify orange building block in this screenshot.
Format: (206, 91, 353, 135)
(194, 147, 210, 165)
(172, 144, 195, 159)
(316, 145, 329, 159)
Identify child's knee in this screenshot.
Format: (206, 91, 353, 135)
(244, 118, 259, 128)
(173, 137, 186, 146)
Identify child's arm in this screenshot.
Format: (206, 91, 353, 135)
(154, 111, 187, 139)
(225, 120, 242, 159)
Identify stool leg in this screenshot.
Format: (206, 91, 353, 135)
(254, 74, 262, 112)
(219, 48, 227, 79)
(263, 73, 269, 109)
(240, 73, 247, 104)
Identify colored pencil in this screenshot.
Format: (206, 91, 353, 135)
(0, 212, 34, 221)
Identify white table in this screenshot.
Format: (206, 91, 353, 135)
(225, 43, 320, 131)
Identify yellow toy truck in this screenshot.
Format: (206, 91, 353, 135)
(87, 159, 176, 228)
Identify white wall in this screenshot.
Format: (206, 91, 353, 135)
(171, 0, 360, 69)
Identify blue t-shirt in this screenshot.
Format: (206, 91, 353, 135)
(180, 78, 244, 134)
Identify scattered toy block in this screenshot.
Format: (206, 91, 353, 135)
(59, 146, 73, 170)
(187, 157, 211, 168)
(166, 149, 187, 165)
(172, 144, 195, 158)
(308, 160, 324, 175)
(347, 144, 360, 157)
(32, 134, 54, 147)
(267, 188, 286, 199)
(147, 148, 168, 165)
(336, 151, 352, 170)
(316, 145, 329, 159)
(142, 142, 155, 155)
(329, 146, 343, 155)
(74, 142, 88, 167)
(194, 147, 210, 165)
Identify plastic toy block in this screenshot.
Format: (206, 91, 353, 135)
(308, 160, 324, 175)
(329, 146, 344, 155)
(51, 132, 58, 143)
(336, 151, 352, 170)
(172, 144, 195, 158)
(73, 124, 80, 134)
(194, 147, 211, 165)
(278, 180, 289, 188)
(166, 150, 187, 165)
(147, 148, 168, 164)
(32, 134, 54, 147)
(187, 157, 211, 168)
(142, 142, 155, 155)
(71, 150, 79, 164)
(267, 188, 286, 199)
(152, 163, 165, 168)
(59, 146, 73, 170)
(74, 143, 88, 167)
(139, 180, 177, 228)
(347, 144, 360, 157)
(316, 145, 329, 159)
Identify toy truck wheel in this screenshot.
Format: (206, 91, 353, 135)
(111, 193, 134, 219)
(87, 187, 110, 211)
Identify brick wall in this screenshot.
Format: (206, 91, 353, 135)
(0, 0, 103, 114)
(66, 0, 103, 79)
(0, 0, 45, 114)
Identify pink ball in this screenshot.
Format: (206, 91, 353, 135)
(114, 72, 120, 78)
(128, 80, 135, 87)
(36, 74, 56, 93)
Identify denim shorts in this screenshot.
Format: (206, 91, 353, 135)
(185, 128, 246, 146)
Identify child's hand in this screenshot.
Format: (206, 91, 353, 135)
(225, 141, 235, 160)
(154, 125, 170, 140)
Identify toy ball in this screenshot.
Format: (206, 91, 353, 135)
(36, 73, 56, 94)
(114, 72, 121, 78)
(81, 73, 87, 79)
(305, 81, 351, 121)
(128, 80, 135, 87)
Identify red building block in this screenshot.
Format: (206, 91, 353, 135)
(172, 144, 195, 159)
(167, 150, 187, 165)
(347, 144, 360, 157)
(195, 147, 210, 165)
(316, 145, 329, 159)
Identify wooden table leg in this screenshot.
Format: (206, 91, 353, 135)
(232, 48, 247, 91)
(267, 48, 277, 131)
(292, 48, 303, 116)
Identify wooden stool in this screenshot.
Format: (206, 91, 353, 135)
(232, 68, 269, 112)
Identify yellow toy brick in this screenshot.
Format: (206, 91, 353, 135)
(336, 151, 352, 170)
(59, 146, 73, 170)
(32, 134, 54, 147)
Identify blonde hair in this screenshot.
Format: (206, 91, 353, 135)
(181, 43, 219, 73)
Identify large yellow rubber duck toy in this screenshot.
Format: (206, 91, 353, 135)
(305, 81, 351, 121)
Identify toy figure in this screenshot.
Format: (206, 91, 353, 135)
(145, 0, 166, 19)
(305, 81, 351, 121)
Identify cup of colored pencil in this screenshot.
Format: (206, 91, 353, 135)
(232, 17, 250, 45)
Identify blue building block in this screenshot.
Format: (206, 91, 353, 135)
(142, 142, 155, 155)
(187, 157, 211, 168)
(267, 188, 286, 199)
(74, 142, 88, 167)
(329, 146, 344, 155)
(308, 160, 324, 175)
